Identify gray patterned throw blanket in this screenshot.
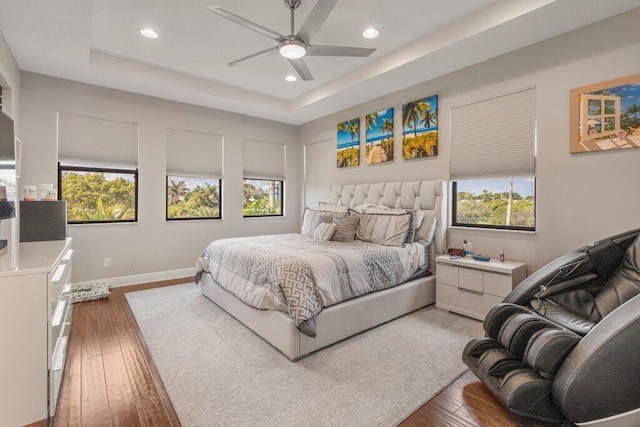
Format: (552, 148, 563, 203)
(196, 234, 426, 337)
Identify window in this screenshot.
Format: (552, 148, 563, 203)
(450, 88, 536, 231)
(59, 164, 137, 223)
(243, 139, 285, 217)
(452, 178, 535, 230)
(166, 129, 223, 220)
(167, 176, 221, 220)
(243, 179, 283, 217)
(57, 113, 139, 224)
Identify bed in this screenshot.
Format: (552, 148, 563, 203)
(197, 180, 447, 360)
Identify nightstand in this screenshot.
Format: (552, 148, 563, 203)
(435, 255, 526, 320)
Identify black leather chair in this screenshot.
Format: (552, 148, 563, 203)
(462, 228, 640, 425)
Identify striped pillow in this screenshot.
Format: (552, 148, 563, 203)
(354, 212, 411, 247)
(312, 222, 336, 242)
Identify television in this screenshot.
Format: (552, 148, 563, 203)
(0, 110, 16, 223)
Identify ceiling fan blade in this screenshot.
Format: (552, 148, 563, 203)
(206, 6, 284, 41)
(229, 46, 279, 68)
(307, 45, 376, 57)
(296, 0, 338, 42)
(287, 58, 314, 81)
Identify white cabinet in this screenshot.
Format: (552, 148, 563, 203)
(0, 238, 73, 426)
(435, 255, 526, 321)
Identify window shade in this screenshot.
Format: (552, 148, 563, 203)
(58, 112, 138, 168)
(166, 129, 223, 178)
(450, 87, 536, 180)
(243, 139, 285, 180)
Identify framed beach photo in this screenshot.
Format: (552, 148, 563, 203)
(402, 95, 438, 160)
(336, 118, 360, 168)
(365, 108, 394, 164)
(570, 73, 640, 153)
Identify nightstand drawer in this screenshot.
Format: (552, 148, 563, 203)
(436, 263, 458, 286)
(484, 272, 513, 297)
(459, 268, 483, 293)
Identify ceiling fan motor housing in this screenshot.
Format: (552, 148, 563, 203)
(284, 0, 302, 9)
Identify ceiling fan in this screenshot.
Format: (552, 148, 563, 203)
(206, 0, 376, 81)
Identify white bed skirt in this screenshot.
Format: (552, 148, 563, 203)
(200, 274, 436, 361)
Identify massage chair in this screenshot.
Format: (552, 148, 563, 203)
(462, 228, 640, 426)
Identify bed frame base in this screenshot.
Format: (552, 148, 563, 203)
(200, 274, 436, 361)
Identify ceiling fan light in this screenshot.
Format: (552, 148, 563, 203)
(362, 28, 379, 39)
(139, 28, 159, 39)
(279, 42, 306, 59)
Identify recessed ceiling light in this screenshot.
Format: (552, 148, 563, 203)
(140, 28, 159, 39)
(362, 28, 379, 39)
(284, 75, 298, 82)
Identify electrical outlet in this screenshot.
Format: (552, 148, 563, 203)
(104, 258, 111, 267)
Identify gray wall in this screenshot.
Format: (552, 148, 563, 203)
(299, 9, 640, 273)
(19, 72, 301, 283)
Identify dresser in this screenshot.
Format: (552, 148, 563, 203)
(435, 255, 526, 320)
(0, 238, 73, 426)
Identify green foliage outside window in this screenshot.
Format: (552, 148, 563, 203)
(167, 176, 220, 219)
(243, 180, 282, 216)
(454, 178, 535, 230)
(61, 168, 136, 223)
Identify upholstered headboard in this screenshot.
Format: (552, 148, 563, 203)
(327, 180, 448, 268)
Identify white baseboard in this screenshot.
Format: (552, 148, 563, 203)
(73, 267, 195, 289)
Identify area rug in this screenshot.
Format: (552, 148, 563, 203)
(126, 283, 483, 427)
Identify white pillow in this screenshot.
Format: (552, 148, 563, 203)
(414, 210, 437, 246)
(313, 222, 336, 242)
(318, 202, 348, 213)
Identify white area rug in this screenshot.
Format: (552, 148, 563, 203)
(126, 283, 483, 427)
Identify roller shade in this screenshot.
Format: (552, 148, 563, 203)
(166, 128, 223, 178)
(243, 139, 285, 180)
(450, 87, 536, 180)
(58, 112, 138, 168)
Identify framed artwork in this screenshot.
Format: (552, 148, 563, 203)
(402, 95, 438, 160)
(336, 118, 360, 168)
(570, 73, 640, 153)
(365, 108, 394, 164)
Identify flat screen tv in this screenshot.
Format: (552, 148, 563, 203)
(0, 109, 16, 220)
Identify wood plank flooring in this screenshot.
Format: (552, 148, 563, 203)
(53, 280, 560, 427)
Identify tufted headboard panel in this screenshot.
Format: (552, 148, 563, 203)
(328, 180, 448, 269)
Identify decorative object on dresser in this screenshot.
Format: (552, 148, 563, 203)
(435, 255, 526, 320)
(19, 200, 68, 242)
(0, 238, 73, 426)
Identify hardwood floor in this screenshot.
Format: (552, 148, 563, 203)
(54, 280, 559, 427)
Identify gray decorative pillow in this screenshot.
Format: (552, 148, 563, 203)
(312, 222, 336, 242)
(320, 215, 360, 242)
(301, 208, 347, 236)
(354, 212, 411, 246)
